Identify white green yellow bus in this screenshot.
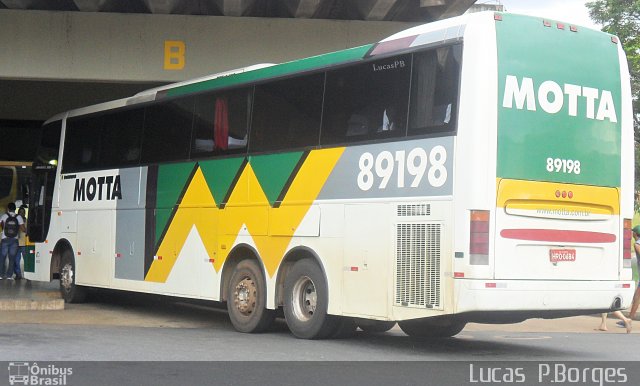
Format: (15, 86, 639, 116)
(26, 11, 635, 339)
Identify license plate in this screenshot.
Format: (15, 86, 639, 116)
(549, 248, 576, 263)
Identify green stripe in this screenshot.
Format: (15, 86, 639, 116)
(156, 162, 197, 243)
(250, 152, 304, 206)
(165, 45, 373, 97)
(199, 157, 246, 206)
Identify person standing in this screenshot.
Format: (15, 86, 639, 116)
(0, 202, 26, 280)
(13, 205, 28, 280)
(626, 226, 640, 320)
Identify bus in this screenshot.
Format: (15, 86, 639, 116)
(26, 11, 635, 339)
(0, 161, 31, 209)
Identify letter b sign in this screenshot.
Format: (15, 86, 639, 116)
(164, 40, 185, 70)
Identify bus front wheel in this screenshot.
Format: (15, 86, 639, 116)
(226, 259, 275, 333)
(59, 249, 87, 303)
(283, 258, 337, 339)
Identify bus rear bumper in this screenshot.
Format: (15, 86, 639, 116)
(454, 279, 635, 322)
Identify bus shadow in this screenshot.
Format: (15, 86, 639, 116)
(83, 288, 583, 360)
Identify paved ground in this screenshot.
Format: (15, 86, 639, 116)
(0, 278, 637, 335)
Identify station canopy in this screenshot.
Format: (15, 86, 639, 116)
(0, 0, 476, 22)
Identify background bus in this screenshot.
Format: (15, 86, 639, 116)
(0, 161, 31, 209)
(26, 11, 634, 339)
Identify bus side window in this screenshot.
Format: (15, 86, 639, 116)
(321, 54, 410, 146)
(63, 115, 103, 173)
(192, 87, 251, 158)
(100, 108, 144, 168)
(408, 45, 461, 136)
(249, 73, 323, 153)
(141, 97, 194, 164)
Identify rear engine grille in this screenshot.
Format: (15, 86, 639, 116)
(395, 223, 441, 309)
(397, 204, 431, 217)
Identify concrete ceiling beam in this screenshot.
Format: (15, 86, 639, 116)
(1, 0, 76, 10)
(213, 0, 256, 17)
(353, 0, 399, 21)
(424, 0, 477, 20)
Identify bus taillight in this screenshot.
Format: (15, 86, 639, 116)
(623, 218, 632, 260)
(470, 210, 490, 265)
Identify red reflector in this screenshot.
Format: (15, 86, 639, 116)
(501, 229, 616, 243)
(623, 218, 632, 259)
(543, 20, 551, 27)
(350, 267, 359, 272)
(557, 23, 565, 30)
(494, 13, 503, 21)
(77, 252, 81, 256)
(623, 284, 631, 288)
(570, 25, 578, 32)
(209, 259, 215, 263)
(454, 272, 464, 278)
(485, 283, 497, 288)
(612, 36, 619, 44)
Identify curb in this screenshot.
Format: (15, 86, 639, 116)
(0, 297, 64, 311)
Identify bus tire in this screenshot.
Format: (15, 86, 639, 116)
(398, 318, 466, 338)
(357, 319, 396, 334)
(283, 258, 337, 339)
(226, 259, 275, 333)
(59, 249, 87, 303)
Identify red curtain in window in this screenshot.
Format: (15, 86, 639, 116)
(214, 97, 229, 150)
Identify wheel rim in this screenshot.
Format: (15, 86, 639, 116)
(233, 276, 257, 316)
(291, 275, 317, 322)
(60, 263, 74, 293)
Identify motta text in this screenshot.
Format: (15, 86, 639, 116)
(73, 175, 122, 202)
(502, 75, 618, 123)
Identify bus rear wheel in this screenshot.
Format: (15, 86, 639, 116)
(283, 258, 337, 339)
(59, 249, 87, 303)
(226, 259, 275, 333)
(398, 318, 466, 338)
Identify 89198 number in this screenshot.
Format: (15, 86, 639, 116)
(546, 158, 581, 175)
(357, 146, 447, 191)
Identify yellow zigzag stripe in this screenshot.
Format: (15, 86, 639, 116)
(145, 147, 345, 282)
(145, 167, 219, 282)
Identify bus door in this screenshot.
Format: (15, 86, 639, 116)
(28, 163, 56, 243)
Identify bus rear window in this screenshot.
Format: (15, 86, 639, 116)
(408, 45, 461, 136)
